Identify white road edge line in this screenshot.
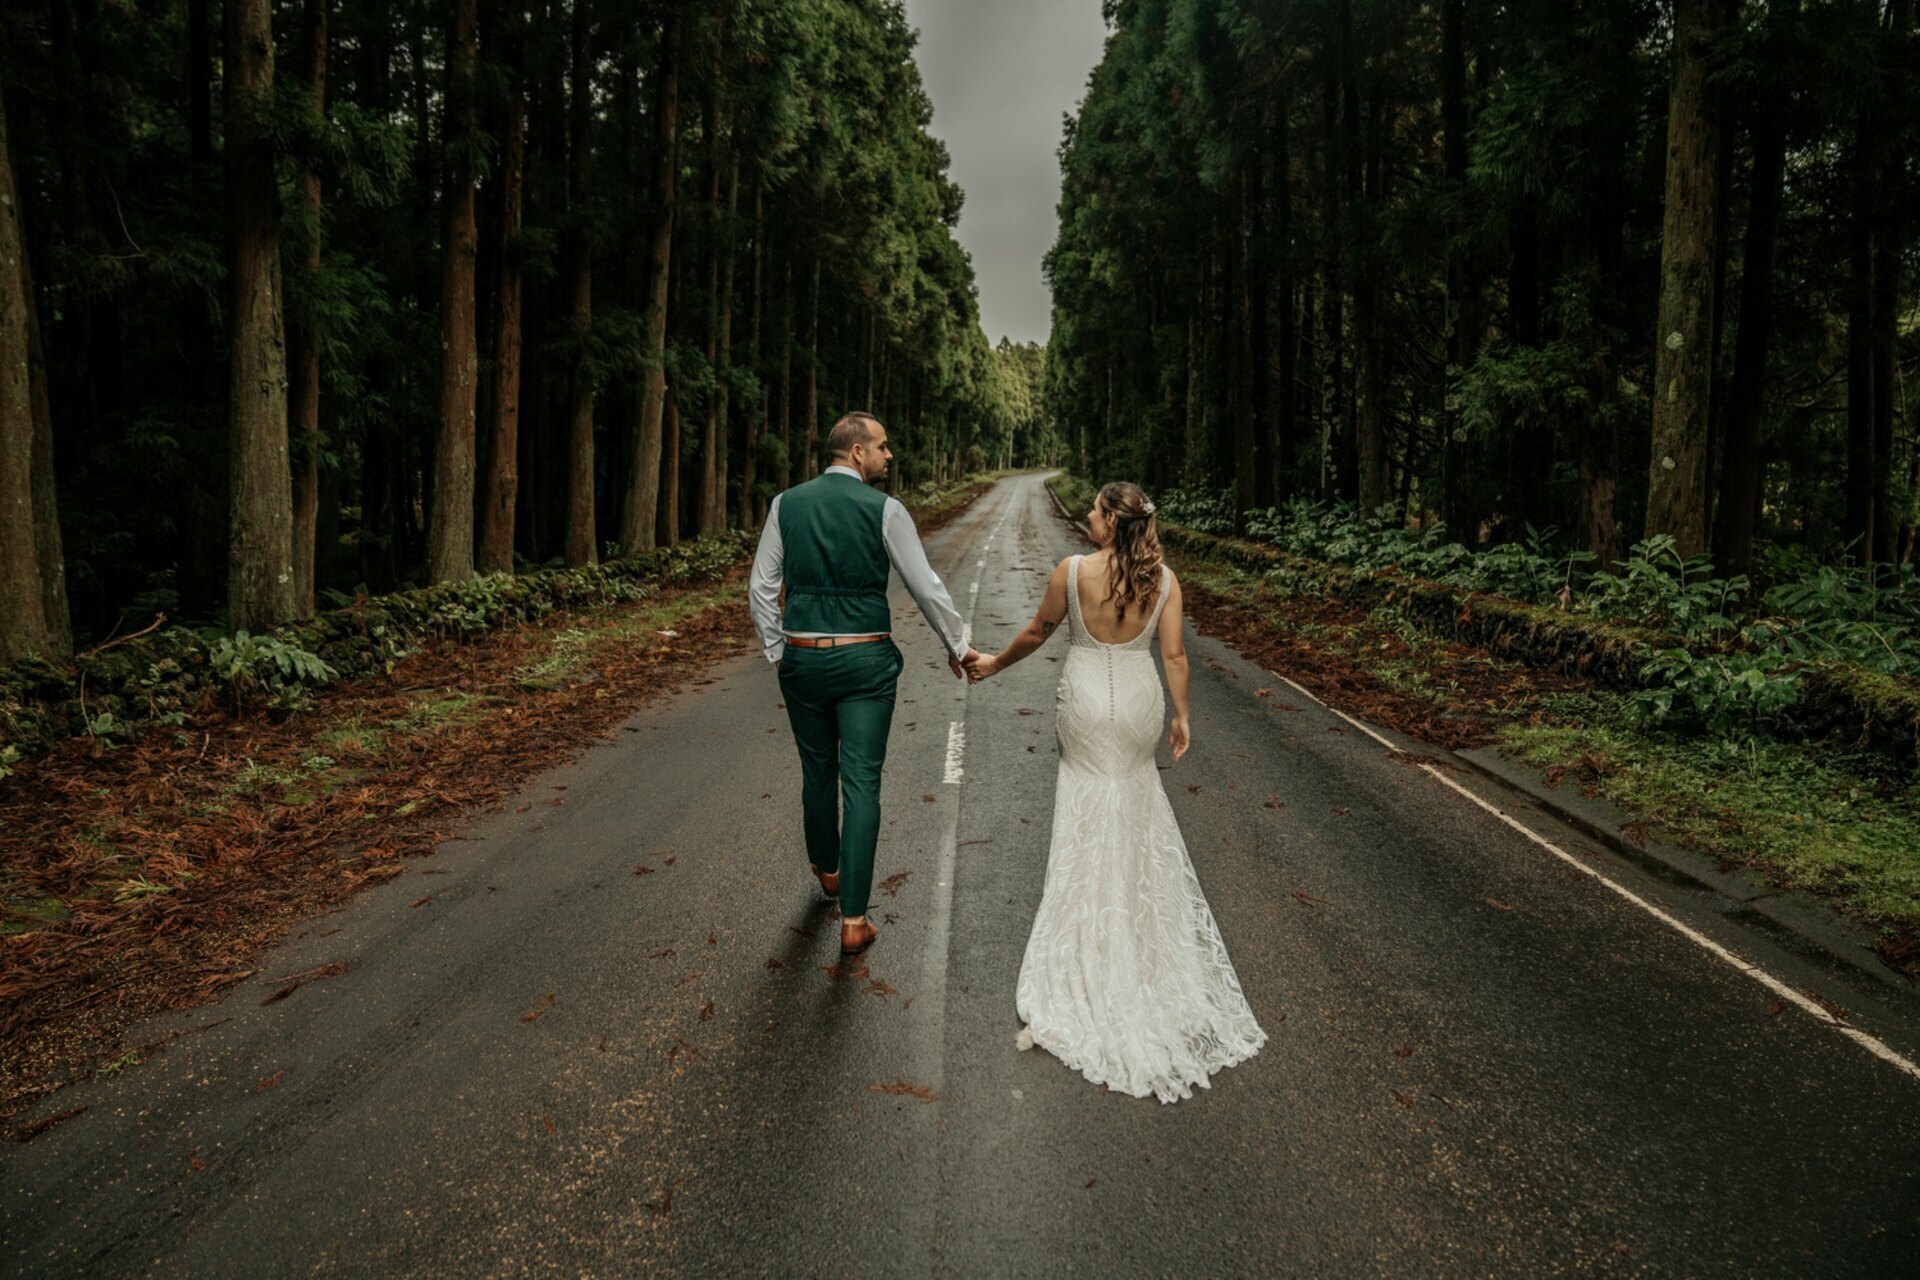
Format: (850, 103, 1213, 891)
(1270, 672, 1920, 1084)
(943, 720, 966, 785)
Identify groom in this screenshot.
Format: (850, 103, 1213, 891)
(749, 412, 978, 956)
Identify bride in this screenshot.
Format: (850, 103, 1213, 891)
(966, 482, 1265, 1102)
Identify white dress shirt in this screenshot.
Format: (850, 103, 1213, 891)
(749, 466, 969, 664)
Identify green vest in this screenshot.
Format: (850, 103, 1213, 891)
(778, 473, 894, 634)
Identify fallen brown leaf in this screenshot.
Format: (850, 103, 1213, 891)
(699, 1002, 715, 1021)
(1486, 898, 1513, 911)
(1392, 1090, 1417, 1109)
(521, 993, 557, 1022)
(188, 1148, 209, 1171)
(255, 1069, 285, 1092)
(868, 1078, 940, 1102)
(650, 948, 676, 959)
(764, 957, 785, 971)
(1393, 1045, 1413, 1060)
(409, 896, 432, 909)
(878, 871, 911, 898)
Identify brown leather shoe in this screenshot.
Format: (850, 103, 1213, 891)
(811, 864, 839, 900)
(840, 917, 877, 956)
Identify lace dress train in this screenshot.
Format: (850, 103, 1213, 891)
(1015, 558, 1266, 1103)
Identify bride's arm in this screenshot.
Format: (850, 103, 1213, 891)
(972, 559, 1071, 679)
(1158, 572, 1192, 760)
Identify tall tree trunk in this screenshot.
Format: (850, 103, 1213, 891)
(25, 222, 71, 657)
(1644, 0, 1726, 558)
(620, 10, 679, 554)
(1844, 144, 1875, 563)
(480, 68, 526, 572)
(1232, 160, 1259, 517)
(1579, 179, 1627, 569)
(1711, 96, 1784, 579)
(1883, 0, 1914, 565)
(290, 0, 328, 616)
(225, 0, 297, 630)
(181, 0, 223, 615)
(743, 180, 764, 525)
(428, 0, 480, 583)
(1440, 0, 1477, 545)
(1869, 0, 1904, 568)
(777, 251, 794, 493)
(803, 256, 820, 480)
(1353, 36, 1390, 515)
(706, 153, 739, 532)
(1318, 35, 1348, 501)
(564, 0, 596, 567)
(0, 93, 54, 664)
(659, 201, 685, 547)
(695, 90, 722, 534)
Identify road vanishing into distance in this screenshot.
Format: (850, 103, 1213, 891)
(6, 473, 1919, 1277)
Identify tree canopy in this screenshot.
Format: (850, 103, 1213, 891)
(1047, 0, 1918, 577)
(0, 0, 1049, 660)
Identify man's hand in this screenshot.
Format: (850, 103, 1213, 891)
(951, 647, 984, 681)
(965, 652, 997, 683)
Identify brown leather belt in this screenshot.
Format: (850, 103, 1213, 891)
(784, 633, 890, 649)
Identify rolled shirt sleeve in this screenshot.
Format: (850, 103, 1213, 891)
(748, 494, 786, 663)
(883, 498, 968, 661)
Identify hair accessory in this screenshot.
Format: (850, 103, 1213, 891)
(1141, 500, 1156, 515)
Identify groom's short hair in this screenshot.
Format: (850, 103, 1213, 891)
(827, 412, 883, 459)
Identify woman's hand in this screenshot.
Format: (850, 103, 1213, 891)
(965, 652, 998, 683)
(1168, 716, 1191, 761)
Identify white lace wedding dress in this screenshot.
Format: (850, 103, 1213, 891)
(1015, 556, 1267, 1103)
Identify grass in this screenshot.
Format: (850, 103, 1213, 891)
(1503, 698, 1920, 937)
(388, 690, 492, 734)
(2, 891, 71, 938)
(317, 716, 387, 756)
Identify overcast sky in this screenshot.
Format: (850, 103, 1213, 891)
(900, 0, 1110, 347)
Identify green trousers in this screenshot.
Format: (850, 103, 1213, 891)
(777, 639, 904, 916)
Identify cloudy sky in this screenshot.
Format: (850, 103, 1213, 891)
(900, 0, 1110, 347)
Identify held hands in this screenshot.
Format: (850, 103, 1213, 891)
(1168, 716, 1191, 761)
(964, 651, 998, 683)
(950, 647, 987, 681)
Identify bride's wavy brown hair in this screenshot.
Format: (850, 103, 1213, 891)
(1097, 481, 1164, 622)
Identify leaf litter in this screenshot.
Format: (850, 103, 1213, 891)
(0, 580, 764, 1115)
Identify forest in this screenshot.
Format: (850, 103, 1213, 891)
(1046, 0, 1919, 581)
(0, 0, 1057, 666)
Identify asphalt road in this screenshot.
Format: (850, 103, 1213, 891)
(6, 472, 1919, 1278)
